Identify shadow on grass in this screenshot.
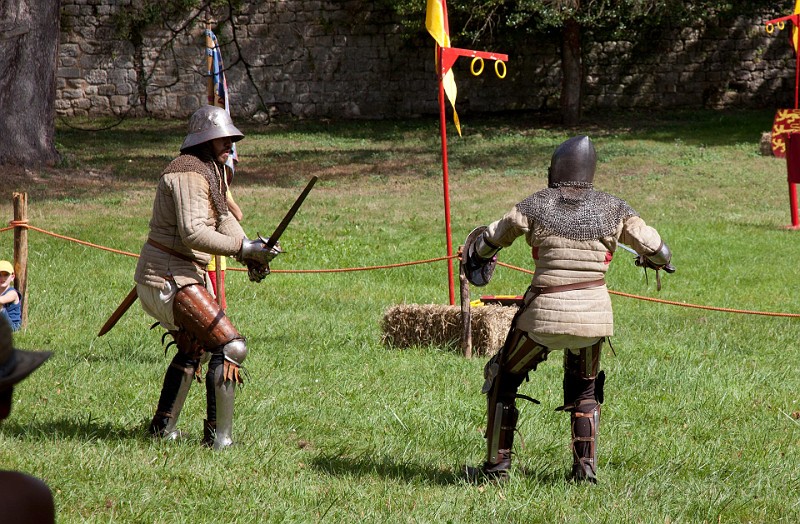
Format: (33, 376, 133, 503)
(310, 450, 571, 486)
(515, 463, 573, 485)
(311, 451, 462, 486)
(0, 415, 147, 442)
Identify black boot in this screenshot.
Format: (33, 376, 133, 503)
(477, 401, 519, 482)
(149, 353, 197, 439)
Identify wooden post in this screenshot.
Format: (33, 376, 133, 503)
(205, 18, 216, 105)
(12, 192, 28, 329)
(458, 245, 472, 359)
(206, 18, 225, 308)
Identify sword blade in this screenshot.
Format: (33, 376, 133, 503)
(262, 176, 318, 250)
(98, 286, 138, 337)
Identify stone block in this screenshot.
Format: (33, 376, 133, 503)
(760, 132, 774, 156)
(86, 69, 107, 84)
(58, 67, 82, 79)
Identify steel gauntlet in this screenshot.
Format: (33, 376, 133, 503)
(237, 236, 282, 266)
(635, 242, 675, 273)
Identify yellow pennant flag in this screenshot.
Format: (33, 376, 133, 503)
(426, 0, 461, 136)
(794, 0, 800, 53)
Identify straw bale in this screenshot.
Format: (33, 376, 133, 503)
(759, 131, 773, 156)
(381, 303, 516, 357)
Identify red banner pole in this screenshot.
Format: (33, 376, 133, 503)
(795, 41, 799, 109)
(438, 44, 456, 306)
(790, 183, 800, 229)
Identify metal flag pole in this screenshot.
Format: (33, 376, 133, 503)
(429, 0, 508, 304)
(437, 42, 456, 306)
(766, 11, 800, 229)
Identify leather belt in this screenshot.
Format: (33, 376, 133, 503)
(147, 238, 204, 269)
(531, 278, 606, 296)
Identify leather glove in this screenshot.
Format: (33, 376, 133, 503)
(634, 255, 676, 274)
(246, 261, 270, 283)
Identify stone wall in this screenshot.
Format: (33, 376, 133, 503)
(57, 1, 796, 120)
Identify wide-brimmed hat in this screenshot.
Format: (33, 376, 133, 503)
(0, 319, 50, 391)
(180, 105, 244, 152)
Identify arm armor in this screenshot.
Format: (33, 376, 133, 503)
(473, 234, 501, 261)
(463, 226, 500, 287)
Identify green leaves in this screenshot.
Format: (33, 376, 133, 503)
(386, 0, 758, 43)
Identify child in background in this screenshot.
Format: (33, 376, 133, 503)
(0, 261, 21, 331)
(207, 169, 244, 310)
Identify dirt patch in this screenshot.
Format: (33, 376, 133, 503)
(0, 164, 133, 201)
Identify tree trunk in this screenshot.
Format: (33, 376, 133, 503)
(560, 18, 582, 127)
(0, 0, 60, 166)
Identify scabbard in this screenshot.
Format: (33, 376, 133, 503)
(98, 286, 138, 337)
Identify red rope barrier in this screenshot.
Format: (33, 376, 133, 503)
(6, 222, 799, 318)
(238, 256, 454, 274)
(22, 224, 139, 258)
(496, 261, 800, 318)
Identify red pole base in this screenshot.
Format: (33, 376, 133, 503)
(789, 182, 800, 230)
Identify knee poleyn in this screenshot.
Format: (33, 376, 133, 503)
(222, 339, 247, 366)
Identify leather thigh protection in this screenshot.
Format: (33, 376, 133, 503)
(483, 329, 550, 469)
(173, 283, 242, 352)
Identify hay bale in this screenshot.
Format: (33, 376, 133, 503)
(381, 303, 516, 357)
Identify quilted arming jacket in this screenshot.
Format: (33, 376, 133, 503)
(484, 205, 663, 338)
(134, 162, 245, 290)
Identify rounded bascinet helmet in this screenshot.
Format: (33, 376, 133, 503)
(180, 105, 244, 152)
(548, 135, 597, 188)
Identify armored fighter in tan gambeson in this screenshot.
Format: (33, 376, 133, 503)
(464, 135, 674, 483)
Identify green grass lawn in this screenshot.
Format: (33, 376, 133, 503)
(1, 109, 799, 522)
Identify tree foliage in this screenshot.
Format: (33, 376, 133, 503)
(384, 0, 760, 45)
(114, 0, 233, 42)
(382, 0, 763, 125)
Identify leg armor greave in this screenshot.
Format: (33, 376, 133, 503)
(484, 399, 519, 477)
(481, 329, 549, 478)
(149, 352, 199, 439)
(171, 284, 245, 449)
(203, 339, 247, 450)
(561, 340, 605, 483)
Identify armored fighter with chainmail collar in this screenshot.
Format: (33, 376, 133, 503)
(135, 106, 280, 449)
(464, 135, 674, 483)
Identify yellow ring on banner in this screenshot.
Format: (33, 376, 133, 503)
(471, 57, 484, 76)
(766, 23, 774, 34)
(495, 60, 507, 79)
(779, 21, 786, 30)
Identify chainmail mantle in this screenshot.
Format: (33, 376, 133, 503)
(516, 187, 638, 240)
(162, 154, 228, 222)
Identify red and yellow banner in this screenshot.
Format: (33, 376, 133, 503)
(426, 0, 460, 136)
(771, 108, 800, 157)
